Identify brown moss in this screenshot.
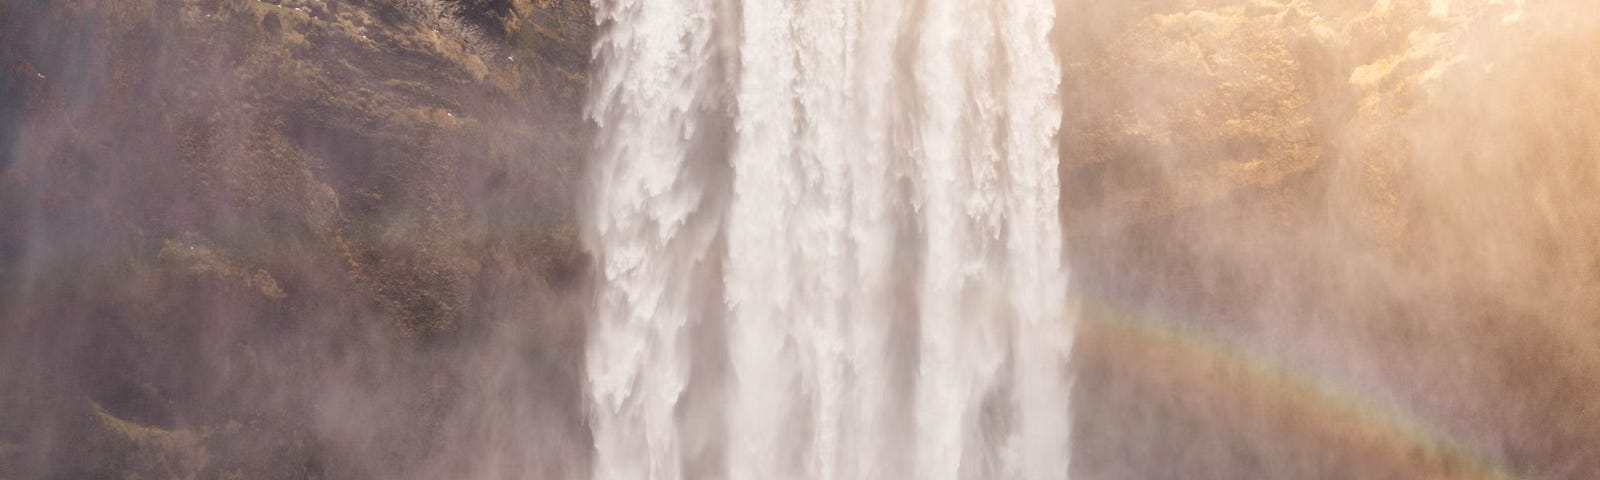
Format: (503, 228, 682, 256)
(84, 400, 211, 479)
(159, 236, 288, 300)
(1, 0, 594, 475)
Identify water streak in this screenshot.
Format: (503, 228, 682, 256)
(586, 1, 1071, 478)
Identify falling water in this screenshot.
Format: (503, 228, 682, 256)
(585, 0, 1071, 478)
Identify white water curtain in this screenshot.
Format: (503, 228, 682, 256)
(585, 0, 1072, 478)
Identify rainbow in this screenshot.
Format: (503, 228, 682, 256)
(1078, 299, 1519, 479)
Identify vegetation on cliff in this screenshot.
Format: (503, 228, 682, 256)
(1063, 1, 1600, 478)
(6, 0, 1600, 478)
(0, 0, 594, 477)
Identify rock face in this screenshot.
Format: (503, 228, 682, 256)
(1062, 1, 1600, 478)
(0, 0, 595, 478)
(7, 0, 1600, 478)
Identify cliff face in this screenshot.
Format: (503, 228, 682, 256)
(1062, 1, 1600, 478)
(7, 0, 1600, 478)
(0, 1, 595, 478)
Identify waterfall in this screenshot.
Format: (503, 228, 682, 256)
(585, 0, 1071, 478)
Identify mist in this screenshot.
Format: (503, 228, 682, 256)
(2, 0, 592, 478)
(1061, 0, 1600, 478)
(4, 0, 1600, 479)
